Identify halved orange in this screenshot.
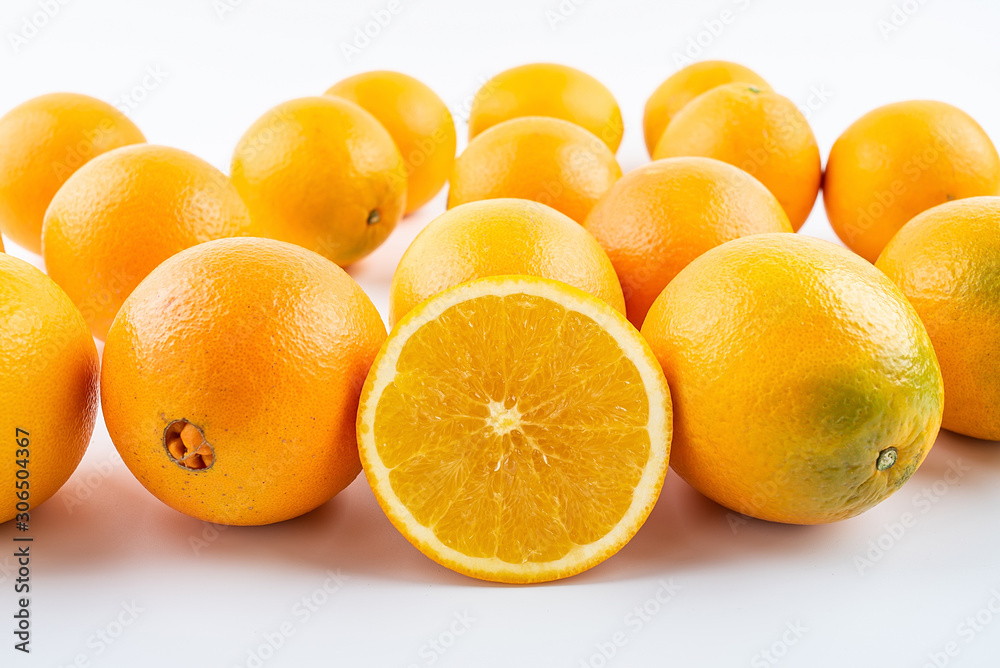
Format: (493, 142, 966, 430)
(357, 276, 672, 583)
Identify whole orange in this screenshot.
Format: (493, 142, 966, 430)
(231, 96, 406, 266)
(448, 116, 621, 224)
(584, 157, 792, 329)
(0, 93, 145, 254)
(389, 198, 625, 324)
(643, 60, 769, 157)
(101, 237, 387, 526)
(469, 63, 623, 152)
(326, 71, 456, 214)
(825, 101, 1000, 263)
(653, 83, 821, 231)
(876, 196, 1000, 440)
(42, 144, 257, 340)
(1, 253, 99, 523)
(642, 234, 943, 524)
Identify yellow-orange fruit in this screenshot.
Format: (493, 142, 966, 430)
(101, 237, 387, 526)
(0, 93, 145, 254)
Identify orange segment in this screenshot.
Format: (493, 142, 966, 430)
(358, 276, 672, 583)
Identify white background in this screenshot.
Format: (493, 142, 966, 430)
(2, 0, 1000, 666)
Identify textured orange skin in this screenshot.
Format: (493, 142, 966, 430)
(653, 83, 821, 231)
(584, 157, 791, 329)
(1, 254, 99, 523)
(326, 71, 456, 214)
(468, 63, 623, 152)
(101, 238, 387, 526)
(42, 144, 256, 341)
(448, 116, 621, 224)
(231, 96, 406, 267)
(876, 197, 1000, 440)
(643, 61, 769, 157)
(826, 101, 1000, 263)
(642, 234, 943, 524)
(389, 198, 625, 324)
(0, 93, 145, 254)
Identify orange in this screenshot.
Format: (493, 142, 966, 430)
(876, 196, 1000, 440)
(1, 253, 99, 523)
(325, 71, 456, 214)
(358, 275, 671, 583)
(653, 83, 821, 231)
(643, 60, 769, 157)
(584, 157, 791, 329)
(390, 198, 625, 324)
(825, 100, 1000, 263)
(42, 144, 256, 340)
(231, 96, 406, 266)
(101, 237, 387, 526)
(642, 234, 943, 524)
(469, 63, 623, 152)
(0, 93, 145, 254)
(448, 116, 621, 224)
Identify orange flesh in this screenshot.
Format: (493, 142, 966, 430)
(164, 420, 215, 470)
(372, 293, 653, 564)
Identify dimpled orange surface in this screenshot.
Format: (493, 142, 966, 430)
(653, 83, 821, 230)
(641, 234, 943, 524)
(642, 60, 770, 157)
(0, 92, 146, 254)
(448, 116, 621, 224)
(326, 71, 456, 214)
(0, 253, 99, 523)
(876, 196, 1000, 440)
(389, 198, 624, 324)
(101, 238, 386, 525)
(468, 63, 623, 152)
(42, 144, 256, 340)
(231, 96, 406, 266)
(584, 156, 791, 329)
(825, 100, 1000, 263)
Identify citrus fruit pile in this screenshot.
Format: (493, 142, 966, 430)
(1, 60, 998, 584)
